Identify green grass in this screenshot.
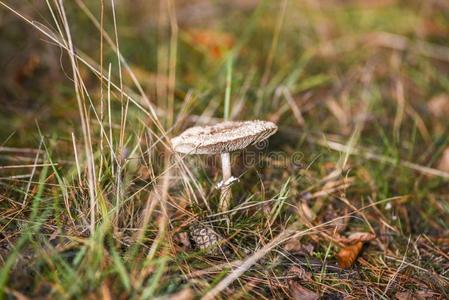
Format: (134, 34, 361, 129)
(1, 0, 449, 299)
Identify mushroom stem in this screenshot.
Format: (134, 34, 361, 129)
(221, 152, 232, 182)
(219, 152, 232, 212)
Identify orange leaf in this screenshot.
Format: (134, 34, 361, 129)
(336, 241, 363, 269)
(185, 29, 234, 59)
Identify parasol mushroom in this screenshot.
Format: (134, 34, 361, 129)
(171, 120, 278, 212)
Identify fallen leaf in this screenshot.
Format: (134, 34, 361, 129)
(185, 29, 234, 59)
(287, 280, 319, 300)
(322, 206, 349, 233)
(283, 239, 314, 256)
(284, 238, 303, 253)
(337, 232, 376, 244)
(336, 241, 363, 269)
(437, 147, 449, 173)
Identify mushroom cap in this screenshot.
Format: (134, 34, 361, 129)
(171, 120, 278, 154)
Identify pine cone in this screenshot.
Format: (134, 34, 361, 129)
(189, 223, 221, 254)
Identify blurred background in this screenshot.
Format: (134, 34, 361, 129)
(2, 0, 449, 145)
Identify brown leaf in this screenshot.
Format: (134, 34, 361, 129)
(337, 232, 376, 244)
(336, 241, 363, 269)
(437, 147, 449, 173)
(287, 280, 319, 300)
(321, 206, 350, 233)
(284, 238, 303, 252)
(284, 239, 314, 257)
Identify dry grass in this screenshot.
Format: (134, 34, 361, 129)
(0, 0, 449, 299)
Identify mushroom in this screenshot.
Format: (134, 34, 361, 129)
(171, 120, 278, 212)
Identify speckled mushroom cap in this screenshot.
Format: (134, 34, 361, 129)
(171, 120, 278, 154)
